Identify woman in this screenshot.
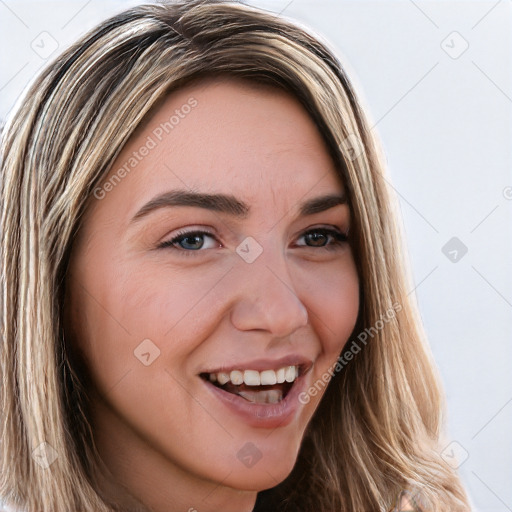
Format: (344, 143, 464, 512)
(0, 1, 472, 511)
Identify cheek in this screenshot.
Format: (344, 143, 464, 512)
(299, 256, 360, 355)
(65, 262, 138, 393)
(295, 260, 359, 412)
(69, 249, 233, 397)
(106, 260, 232, 359)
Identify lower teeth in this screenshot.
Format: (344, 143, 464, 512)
(237, 389, 283, 404)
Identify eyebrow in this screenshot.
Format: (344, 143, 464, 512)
(130, 189, 347, 223)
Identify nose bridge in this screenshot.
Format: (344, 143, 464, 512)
(229, 236, 309, 336)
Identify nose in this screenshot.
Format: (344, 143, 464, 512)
(229, 250, 309, 337)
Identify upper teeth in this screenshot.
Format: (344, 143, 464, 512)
(209, 365, 299, 386)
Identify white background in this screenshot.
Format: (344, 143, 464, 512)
(1, 1, 511, 511)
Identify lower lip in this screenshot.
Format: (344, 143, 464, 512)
(201, 374, 309, 429)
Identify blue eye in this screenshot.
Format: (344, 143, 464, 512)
(158, 230, 218, 252)
(158, 227, 348, 256)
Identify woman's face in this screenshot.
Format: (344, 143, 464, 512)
(65, 77, 359, 511)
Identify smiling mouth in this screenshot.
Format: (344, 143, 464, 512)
(199, 365, 303, 404)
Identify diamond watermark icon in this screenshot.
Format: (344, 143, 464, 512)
(442, 237, 468, 263)
(134, 338, 161, 366)
(441, 31, 469, 59)
(237, 442, 262, 468)
(31, 31, 59, 59)
(32, 441, 58, 469)
(236, 236, 263, 263)
(340, 132, 364, 161)
(441, 441, 469, 469)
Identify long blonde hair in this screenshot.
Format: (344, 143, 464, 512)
(0, 1, 471, 511)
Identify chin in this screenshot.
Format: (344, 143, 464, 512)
(216, 433, 302, 491)
(225, 455, 297, 492)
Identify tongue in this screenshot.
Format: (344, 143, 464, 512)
(222, 382, 285, 404)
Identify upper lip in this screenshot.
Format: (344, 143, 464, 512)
(199, 354, 314, 375)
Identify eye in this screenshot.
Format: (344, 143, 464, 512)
(158, 229, 220, 253)
(296, 227, 348, 250)
(158, 226, 348, 256)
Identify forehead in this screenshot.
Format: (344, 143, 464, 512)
(87, 77, 345, 228)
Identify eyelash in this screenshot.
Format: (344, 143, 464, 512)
(157, 227, 349, 257)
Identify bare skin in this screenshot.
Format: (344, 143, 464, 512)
(64, 77, 360, 512)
